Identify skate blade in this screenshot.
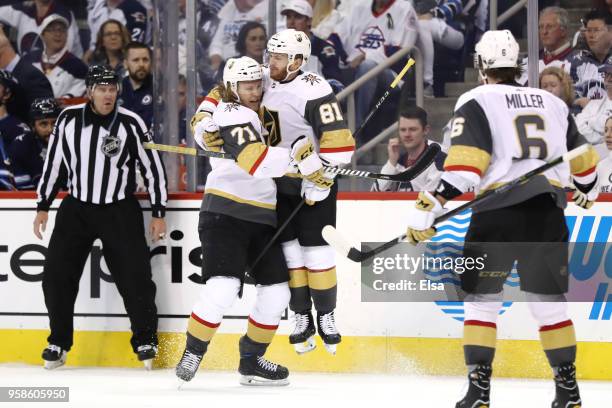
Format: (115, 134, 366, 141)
(143, 359, 153, 370)
(323, 343, 337, 355)
(177, 379, 187, 390)
(43, 355, 66, 370)
(293, 336, 316, 355)
(239, 375, 289, 386)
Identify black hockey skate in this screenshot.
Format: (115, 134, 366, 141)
(456, 365, 491, 408)
(136, 344, 157, 370)
(175, 335, 208, 385)
(42, 344, 67, 370)
(238, 355, 289, 386)
(289, 311, 316, 354)
(552, 363, 581, 408)
(317, 310, 341, 355)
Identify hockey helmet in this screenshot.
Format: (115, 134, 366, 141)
(474, 30, 520, 72)
(30, 97, 61, 121)
(266, 28, 311, 72)
(86, 65, 120, 89)
(223, 56, 263, 100)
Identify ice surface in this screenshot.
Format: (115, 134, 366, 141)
(1, 364, 610, 408)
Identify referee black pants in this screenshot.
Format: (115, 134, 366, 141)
(42, 195, 158, 353)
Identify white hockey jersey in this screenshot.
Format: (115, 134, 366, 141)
(204, 101, 290, 227)
(337, 0, 418, 65)
(444, 83, 598, 212)
(196, 69, 354, 196)
(260, 69, 354, 164)
(25, 49, 88, 98)
(575, 96, 612, 145)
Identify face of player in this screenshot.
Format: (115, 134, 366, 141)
(42, 21, 68, 54)
(268, 52, 301, 81)
(398, 117, 427, 152)
(245, 27, 266, 61)
(34, 118, 56, 143)
(538, 12, 566, 51)
(605, 118, 612, 151)
(89, 83, 118, 115)
(540, 74, 563, 99)
(125, 48, 151, 82)
(284, 10, 311, 34)
(237, 80, 263, 112)
(585, 19, 610, 53)
(102, 22, 124, 52)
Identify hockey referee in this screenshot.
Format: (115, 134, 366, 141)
(32, 65, 168, 370)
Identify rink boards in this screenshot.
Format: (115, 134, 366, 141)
(0, 192, 611, 379)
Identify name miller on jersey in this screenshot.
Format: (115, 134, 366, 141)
(505, 93, 545, 109)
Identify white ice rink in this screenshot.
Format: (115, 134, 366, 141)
(1, 364, 611, 407)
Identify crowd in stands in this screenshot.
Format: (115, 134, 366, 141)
(0, 0, 611, 192)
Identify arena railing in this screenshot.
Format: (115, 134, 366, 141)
(335, 46, 424, 191)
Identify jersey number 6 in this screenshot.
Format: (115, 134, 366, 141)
(514, 115, 548, 160)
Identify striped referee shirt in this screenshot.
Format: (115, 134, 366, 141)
(36, 102, 168, 217)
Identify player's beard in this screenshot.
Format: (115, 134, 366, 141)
(269, 65, 289, 82)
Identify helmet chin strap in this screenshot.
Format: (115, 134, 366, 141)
(478, 70, 488, 84)
(229, 81, 242, 103)
(283, 55, 301, 81)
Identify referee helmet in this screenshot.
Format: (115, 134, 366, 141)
(86, 65, 120, 90)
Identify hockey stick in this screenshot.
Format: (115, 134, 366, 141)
(352, 58, 415, 140)
(323, 144, 591, 263)
(143, 141, 440, 183)
(246, 139, 440, 274)
(243, 58, 419, 278)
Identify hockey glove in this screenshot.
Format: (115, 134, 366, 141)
(572, 179, 599, 210)
(301, 178, 331, 206)
(191, 111, 222, 152)
(290, 135, 335, 189)
(405, 191, 444, 244)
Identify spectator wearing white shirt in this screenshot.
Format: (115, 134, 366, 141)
(23, 14, 88, 99)
(596, 116, 612, 192)
(575, 63, 612, 149)
(0, 0, 82, 58)
(373, 106, 446, 192)
(337, 0, 418, 138)
(208, 0, 268, 72)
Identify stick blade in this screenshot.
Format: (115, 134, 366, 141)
(393, 143, 441, 182)
(322, 225, 360, 262)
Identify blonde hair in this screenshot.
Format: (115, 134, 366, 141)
(216, 83, 238, 104)
(312, 0, 336, 29)
(539, 66, 575, 107)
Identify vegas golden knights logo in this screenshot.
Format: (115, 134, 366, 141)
(261, 106, 281, 146)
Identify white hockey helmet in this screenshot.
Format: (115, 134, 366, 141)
(474, 30, 520, 72)
(223, 56, 263, 100)
(266, 28, 311, 72)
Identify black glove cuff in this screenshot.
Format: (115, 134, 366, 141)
(574, 177, 597, 194)
(434, 179, 463, 201)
